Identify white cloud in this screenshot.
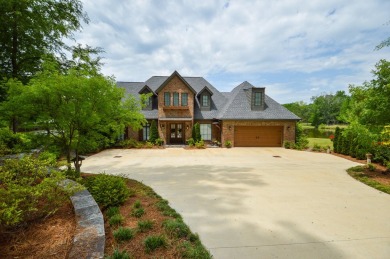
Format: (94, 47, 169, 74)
(74, 0, 390, 103)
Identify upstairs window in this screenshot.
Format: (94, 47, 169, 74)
(164, 92, 170, 106)
(202, 94, 209, 107)
(254, 92, 262, 106)
(147, 96, 152, 107)
(173, 92, 179, 106)
(181, 93, 188, 106)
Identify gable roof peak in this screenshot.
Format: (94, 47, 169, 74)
(197, 85, 214, 96)
(155, 71, 196, 94)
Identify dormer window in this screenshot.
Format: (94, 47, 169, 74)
(254, 92, 262, 106)
(198, 86, 213, 111)
(202, 95, 209, 107)
(252, 88, 265, 111)
(143, 96, 152, 110)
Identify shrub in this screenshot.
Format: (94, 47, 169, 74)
(163, 219, 190, 238)
(195, 140, 205, 149)
(38, 151, 58, 166)
(347, 165, 365, 173)
(186, 138, 195, 147)
(113, 227, 135, 242)
(149, 120, 159, 144)
(131, 207, 145, 218)
(225, 140, 232, 148)
(109, 214, 124, 227)
(155, 138, 164, 146)
(138, 220, 154, 232)
(0, 156, 80, 228)
(83, 174, 130, 209)
(192, 123, 201, 142)
(144, 141, 154, 148)
(365, 163, 376, 171)
(116, 139, 138, 148)
(133, 200, 142, 209)
(107, 248, 131, 259)
(144, 235, 167, 253)
(284, 141, 292, 149)
(106, 207, 120, 218)
(312, 143, 322, 152)
(372, 144, 390, 165)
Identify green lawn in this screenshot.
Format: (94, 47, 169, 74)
(308, 138, 333, 149)
(301, 123, 348, 130)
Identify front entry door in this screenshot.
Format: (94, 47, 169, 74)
(170, 123, 183, 144)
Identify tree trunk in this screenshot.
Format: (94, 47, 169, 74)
(11, 3, 19, 79)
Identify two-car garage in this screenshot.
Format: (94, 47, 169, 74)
(234, 126, 283, 147)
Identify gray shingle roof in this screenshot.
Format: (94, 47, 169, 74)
(218, 81, 300, 120)
(117, 73, 300, 121)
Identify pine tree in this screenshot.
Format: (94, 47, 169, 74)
(149, 120, 159, 143)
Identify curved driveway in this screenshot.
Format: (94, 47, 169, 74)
(82, 148, 390, 259)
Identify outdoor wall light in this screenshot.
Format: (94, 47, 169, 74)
(228, 125, 232, 130)
(160, 124, 165, 129)
(287, 126, 291, 131)
(186, 125, 189, 130)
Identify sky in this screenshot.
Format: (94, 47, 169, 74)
(72, 0, 390, 104)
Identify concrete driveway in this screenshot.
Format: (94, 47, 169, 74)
(82, 148, 390, 259)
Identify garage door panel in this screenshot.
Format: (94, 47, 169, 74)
(234, 126, 283, 147)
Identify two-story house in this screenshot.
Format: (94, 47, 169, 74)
(118, 71, 300, 147)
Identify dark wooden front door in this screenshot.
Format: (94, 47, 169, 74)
(169, 123, 183, 144)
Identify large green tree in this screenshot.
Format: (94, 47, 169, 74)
(309, 91, 348, 127)
(345, 59, 390, 128)
(0, 0, 88, 83)
(4, 62, 146, 172)
(283, 101, 312, 122)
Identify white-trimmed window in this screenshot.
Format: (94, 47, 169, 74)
(200, 124, 211, 140)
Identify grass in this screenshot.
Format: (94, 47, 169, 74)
(113, 227, 135, 242)
(106, 248, 131, 259)
(131, 207, 145, 218)
(155, 199, 182, 219)
(109, 214, 124, 227)
(180, 240, 213, 259)
(133, 200, 141, 208)
(137, 220, 154, 232)
(347, 166, 390, 195)
(163, 219, 191, 238)
(301, 123, 348, 130)
(144, 235, 167, 253)
(106, 207, 120, 218)
(308, 138, 333, 149)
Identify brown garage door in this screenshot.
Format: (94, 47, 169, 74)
(234, 126, 283, 147)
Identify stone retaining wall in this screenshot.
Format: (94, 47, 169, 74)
(63, 180, 105, 259)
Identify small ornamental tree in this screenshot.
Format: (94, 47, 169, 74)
(193, 123, 201, 142)
(191, 124, 196, 140)
(149, 120, 159, 143)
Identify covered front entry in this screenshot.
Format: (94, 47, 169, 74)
(234, 126, 283, 147)
(169, 123, 184, 144)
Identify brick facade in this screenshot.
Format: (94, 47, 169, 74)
(221, 120, 296, 147)
(157, 75, 195, 144)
